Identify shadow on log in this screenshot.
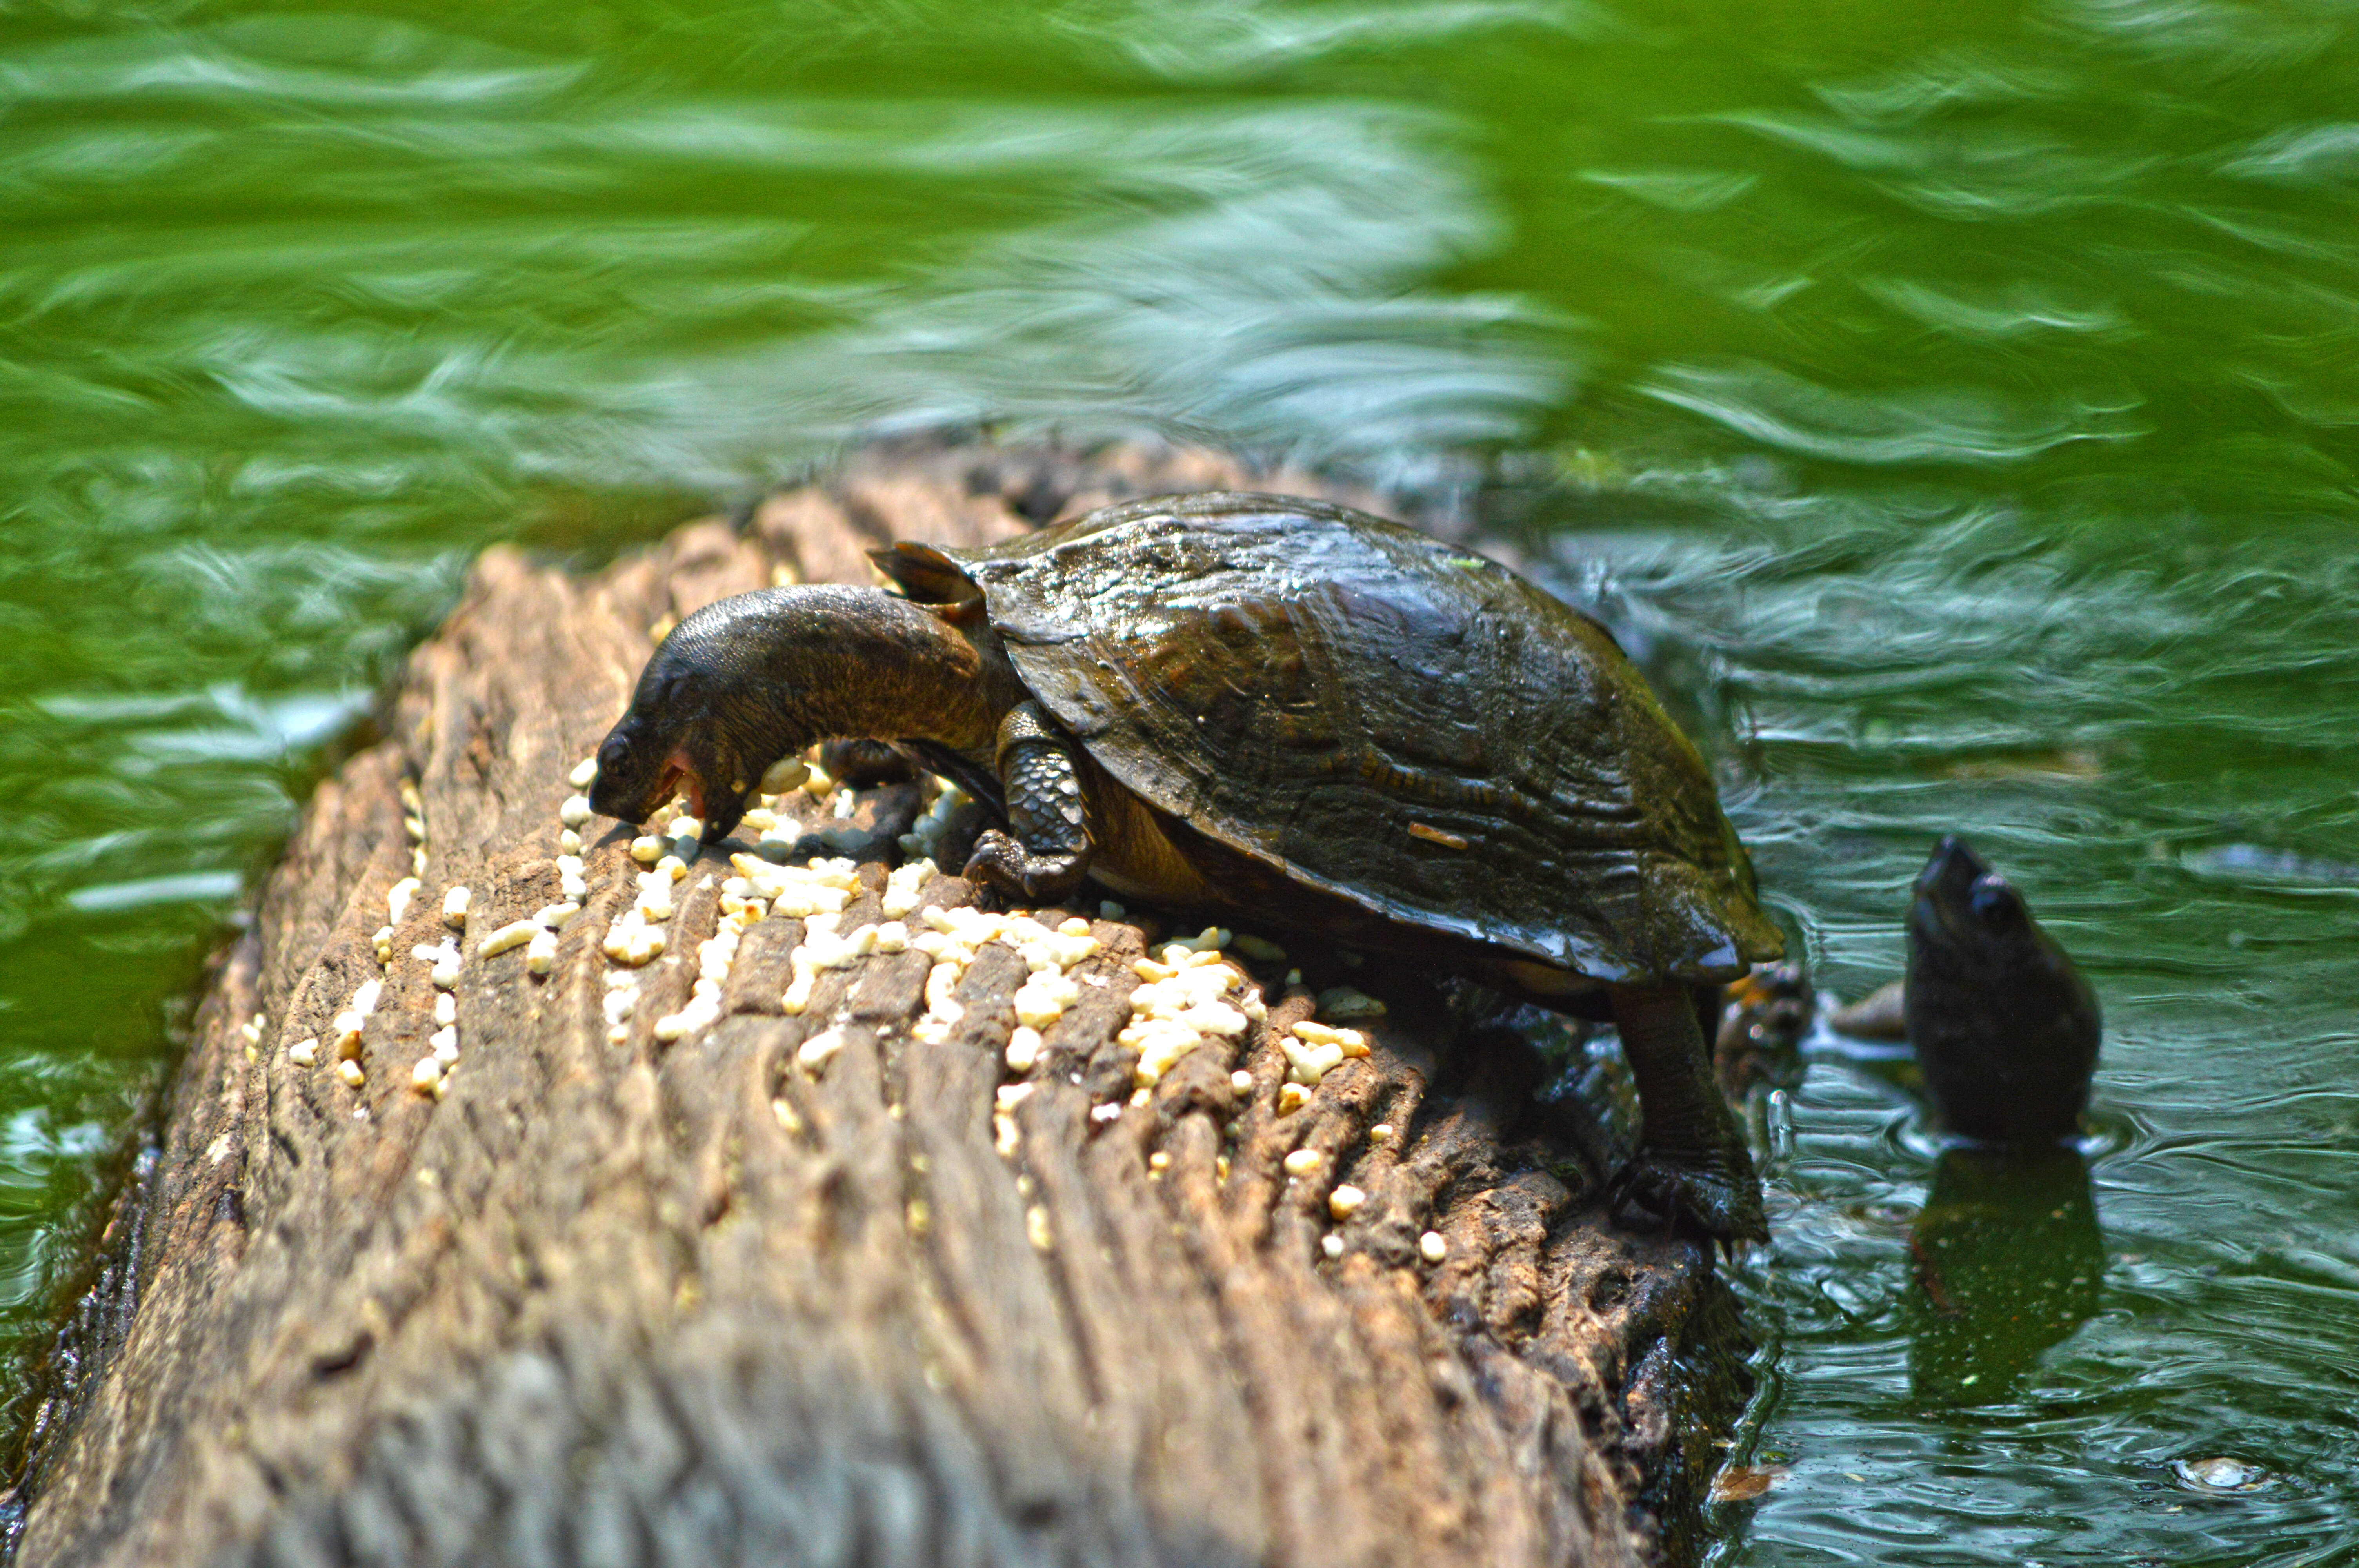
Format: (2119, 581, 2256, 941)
(10, 441, 1747, 1568)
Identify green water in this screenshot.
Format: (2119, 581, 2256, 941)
(5, 0, 2357, 1559)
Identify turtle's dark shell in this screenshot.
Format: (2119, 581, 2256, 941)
(918, 492, 1781, 985)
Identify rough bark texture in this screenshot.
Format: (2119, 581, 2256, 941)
(11, 440, 1747, 1568)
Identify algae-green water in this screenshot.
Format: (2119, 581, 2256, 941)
(5, 1, 2356, 1559)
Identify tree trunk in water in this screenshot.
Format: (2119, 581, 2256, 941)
(11, 440, 1747, 1568)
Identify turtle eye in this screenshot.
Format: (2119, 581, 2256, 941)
(1968, 876, 2024, 931)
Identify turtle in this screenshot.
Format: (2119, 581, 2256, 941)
(589, 492, 1785, 1241)
(1902, 836, 2100, 1143)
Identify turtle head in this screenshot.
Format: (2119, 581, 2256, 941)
(589, 592, 810, 845)
(589, 584, 1008, 846)
(1910, 835, 2023, 948)
(1906, 833, 2093, 1020)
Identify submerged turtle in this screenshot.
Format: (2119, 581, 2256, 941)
(589, 492, 1784, 1240)
(1904, 836, 2100, 1143)
(1828, 836, 2101, 1143)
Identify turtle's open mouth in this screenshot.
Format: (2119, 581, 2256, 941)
(633, 750, 707, 823)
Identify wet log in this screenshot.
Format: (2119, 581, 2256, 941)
(11, 441, 1746, 1568)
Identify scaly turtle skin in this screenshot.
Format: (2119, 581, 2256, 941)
(590, 492, 1784, 1241)
(1906, 836, 2101, 1143)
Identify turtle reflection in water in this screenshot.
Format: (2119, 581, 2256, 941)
(590, 492, 1784, 1242)
(1907, 1143, 2103, 1404)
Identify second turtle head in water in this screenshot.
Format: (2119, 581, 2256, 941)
(1906, 835, 2101, 1144)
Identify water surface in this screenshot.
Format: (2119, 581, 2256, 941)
(4, 1, 2356, 1561)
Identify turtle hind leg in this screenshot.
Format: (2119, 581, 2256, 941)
(964, 701, 1095, 904)
(1606, 982, 1768, 1245)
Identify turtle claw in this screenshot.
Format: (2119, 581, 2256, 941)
(1605, 1152, 1768, 1247)
(963, 828, 1090, 906)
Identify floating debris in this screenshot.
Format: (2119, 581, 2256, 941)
(2172, 1456, 2272, 1494)
(1709, 1466, 1785, 1504)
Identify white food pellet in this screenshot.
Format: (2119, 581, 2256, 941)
(560, 794, 592, 827)
(287, 1038, 319, 1067)
(525, 928, 558, 974)
(569, 756, 600, 789)
(1005, 1026, 1043, 1072)
(654, 995, 721, 1041)
(1026, 1205, 1054, 1252)
(797, 1028, 846, 1071)
(336, 1060, 365, 1089)
(410, 1056, 444, 1094)
(1328, 1184, 1367, 1221)
(1283, 1020, 1370, 1087)
(1419, 1230, 1448, 1263)
(1277, 1083, 1309, 1114)
(881, 859, 936, 919)
(631, 836, 665, 865)
(1318, 986, 1387, 1019)
(430, 1026, 459, 1064)
(760, 757, 809, 794)
(478, 920, 540, 958)
(431, 944, 462, 989)
(1230, 1069, 1254, 1094)
(1282, 1147, 1323, 1178)
(387, 877, 420, 926)
(1370, 1123, 1394, 1144)
(533, 901, 580, 929)
(442, 886, 470, 927)
(372, 925, 394, 964)
(1165, 926, 1231, 955)
(559, 828, 582, 855)
(1322, 1233, 1345, 1259)
(1090, 1102, 1123, 1125)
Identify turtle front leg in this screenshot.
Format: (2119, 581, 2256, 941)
(965, 701, 1095, 904)
(1606, 983, 1768, 1245)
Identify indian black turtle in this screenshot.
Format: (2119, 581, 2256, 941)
(589, 492, 1785, 1240)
